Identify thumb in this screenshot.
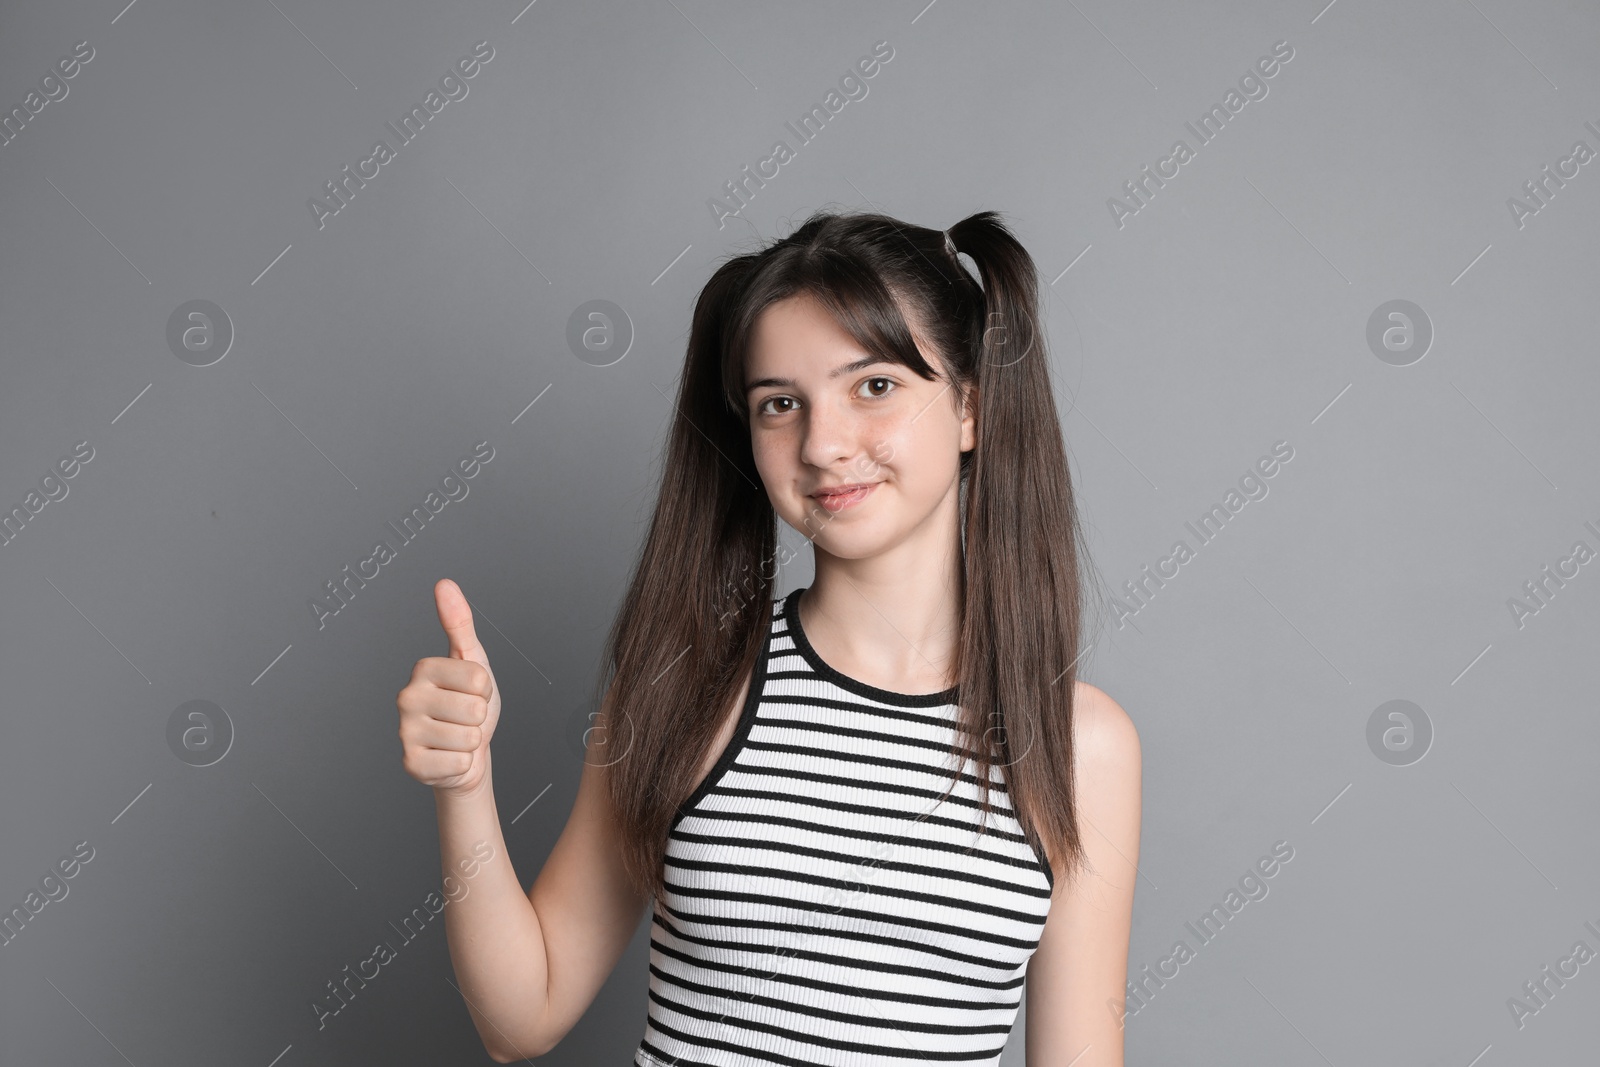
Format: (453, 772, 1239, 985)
(434, 578, 488, 665)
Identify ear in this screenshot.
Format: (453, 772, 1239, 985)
(959, 382, 979, 453)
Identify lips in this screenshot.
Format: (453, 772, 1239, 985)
(810, 482, 878, 513)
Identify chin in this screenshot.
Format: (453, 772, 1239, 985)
(791, 500, 864, 534)
(813, 542, 885, 563)
(810, 523, 900, 560)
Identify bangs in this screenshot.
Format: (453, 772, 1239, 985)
(719, 244, 947, 418)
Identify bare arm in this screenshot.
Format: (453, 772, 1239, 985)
(436, 720, 649, 1061)
(1025, 681, 1143, 1067)
(399, 579, 650, 1061)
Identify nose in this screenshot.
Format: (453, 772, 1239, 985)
(797, 395, 863, 472)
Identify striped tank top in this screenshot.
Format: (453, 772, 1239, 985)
(635, 586, 1055, 1067)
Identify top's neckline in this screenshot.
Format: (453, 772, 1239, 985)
(781, 587, 960, 708)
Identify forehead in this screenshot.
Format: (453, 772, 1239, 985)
(744, 293, 861, 371)
(743, 291, 941, 391)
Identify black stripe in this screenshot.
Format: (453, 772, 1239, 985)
(644, 1016, 853, 1067)
(695, 763, 1014, 816)
(648, 948, 1022, 1009)
(646, 961, 1019, 1033)
(646, 988, 1009, 1060)
(743, 712, 1004, 767)
(653, 908, 1032, 978)
(637, 1036, 725, 1067)
(668, 844, 1056, 908)
(733, 739, 1005, 793)
(659, 881, 1046, 951)
(663, 856, 1051, 925)
(753, 680, 968, 730)
(667, 830, 1052, 901)
(676, 795, 1035, 851)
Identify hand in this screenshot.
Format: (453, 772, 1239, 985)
(397, 578, 503, 799)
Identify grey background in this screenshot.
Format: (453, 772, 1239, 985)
(2, 0, 1596, 1064)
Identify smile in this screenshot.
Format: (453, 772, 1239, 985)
(810, 483, 877, 513)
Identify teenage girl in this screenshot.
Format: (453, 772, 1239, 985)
(396, 210, 1141, 1065)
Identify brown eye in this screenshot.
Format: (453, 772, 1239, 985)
(757, 396, 797, 416)
(860, 377, 896, 399)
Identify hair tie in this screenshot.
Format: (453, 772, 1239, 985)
(943, 228, 983, 292)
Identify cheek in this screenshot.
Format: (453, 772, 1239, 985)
(876, 411, 958, 487)
(749, 433, 797, 500)
(859, 409, 916, 470)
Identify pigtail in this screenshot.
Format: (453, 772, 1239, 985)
(944, 211, 1087, 886)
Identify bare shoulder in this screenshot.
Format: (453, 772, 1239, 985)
(1031, 681, 1141, 884)
(1040, 680, 1141, 893)
(1070, 680, 1141, 772)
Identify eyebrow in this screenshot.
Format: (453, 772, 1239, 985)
(744, 356, 891, 394)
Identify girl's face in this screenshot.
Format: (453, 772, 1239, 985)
(744, 291, 976, 559)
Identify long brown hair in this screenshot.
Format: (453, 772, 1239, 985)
(590, 208, 1097, 901)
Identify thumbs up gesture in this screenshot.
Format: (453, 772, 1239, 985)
(396, 579, 503, 798)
